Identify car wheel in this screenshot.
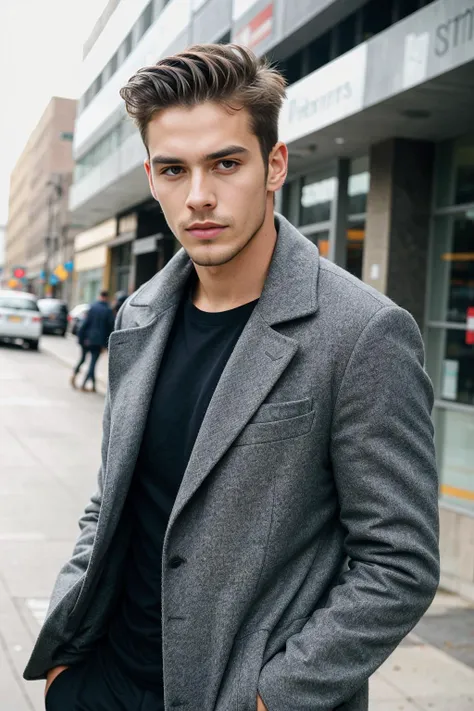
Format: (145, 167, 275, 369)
(28, 340, 39, 351)
(61, 330, 67, 337)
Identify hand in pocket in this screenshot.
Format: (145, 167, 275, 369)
(45, 665, 69, 698)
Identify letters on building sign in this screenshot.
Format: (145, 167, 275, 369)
(435, 6, 474, 57)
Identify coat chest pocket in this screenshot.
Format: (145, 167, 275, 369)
(235, 398, 314, 446)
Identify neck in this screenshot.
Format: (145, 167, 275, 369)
(192, 204, 277, 313)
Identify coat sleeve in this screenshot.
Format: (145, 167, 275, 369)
(257, 305, 440, 711)
(45, 308, 122, 615)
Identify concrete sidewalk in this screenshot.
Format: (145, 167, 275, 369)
(40, 333, 108, 392)
(371, 590, 474, 710)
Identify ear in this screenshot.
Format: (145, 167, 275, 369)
(266, 142, 288, 195)
(144, 159, 158, 201)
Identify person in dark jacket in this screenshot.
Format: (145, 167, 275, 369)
(112, 290, 128, 318)
(71, 291, 114, 392)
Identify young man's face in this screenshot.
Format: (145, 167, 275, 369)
(144, 101, 286, 267)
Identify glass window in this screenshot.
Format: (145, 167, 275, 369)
(397, 0, 421, 20)
(429, 212, 474, 324)
(435, 136, 474, 208)
(346, 222, 365, 280)
(278, 51, 303, 86)
(348, 171, 370, 215)
(94, 73, 103, 96)
(435, 407, 474, 511)
(299, 175, 336, 226)
(217, 31, 231, 44)
(336, 12, 357, 57)
(0, 296, 39, 311)
(362, 0, 393, 41)
(305, 230, 330, 258)
(427, 327, 474, 406)
(140, 2, 153, 37)
(307, 32, 331, 73)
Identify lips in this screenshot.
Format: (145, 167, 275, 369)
(186, 224, 227, 240)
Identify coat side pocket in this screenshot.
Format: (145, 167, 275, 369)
(235, 630, 270, 711)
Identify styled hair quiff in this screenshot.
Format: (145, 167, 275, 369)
(120, 43, 287, 165)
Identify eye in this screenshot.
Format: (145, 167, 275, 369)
(218, 160, 238, 171)
(162, 166, 183, 177)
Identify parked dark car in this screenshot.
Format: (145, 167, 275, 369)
(69, 303, 90, 336)
(37, 298, 68, 336)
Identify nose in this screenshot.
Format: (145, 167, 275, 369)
(185, 170, 216, 211)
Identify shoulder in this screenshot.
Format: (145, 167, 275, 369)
(313, 257, 421, 362)
(318, 257, 393, 314)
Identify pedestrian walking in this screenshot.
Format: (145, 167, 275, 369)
(71, 290, 114, 393)
(112, 290, 127, 319)
(25, 44, 439, 711)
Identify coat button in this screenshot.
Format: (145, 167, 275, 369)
(169, 555, 186, 569)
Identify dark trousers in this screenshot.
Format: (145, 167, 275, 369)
(45, 646, 164, 711)
(74, 345, 102, 389)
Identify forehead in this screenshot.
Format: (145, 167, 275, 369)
(146, 101, 258, 159)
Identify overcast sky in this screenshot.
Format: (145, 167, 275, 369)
(0, 0, 109, 225)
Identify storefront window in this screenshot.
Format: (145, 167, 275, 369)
(429, 212, 474, 324)
(434, 408, 474, 511)
(111, 242, 132, 295)
(435, 135, 474, 208)
(346, 222, 365, 280)
(305, 230, 329, 258)
(348, 171, 370, 215)
(429, 137, 474, 512)
(299, 174, 336, 226)
(427, 327, 474, 406)
(77, 268, 104, 305)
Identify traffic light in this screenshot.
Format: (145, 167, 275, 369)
(13, 267, 26, 279)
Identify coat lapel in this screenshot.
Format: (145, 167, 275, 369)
(167, 312, 298, 531)
(95, 255, 194, 549)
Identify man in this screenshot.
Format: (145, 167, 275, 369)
(71, 290, 114, 392)
(112, 290, 128, 319)
(25, 44, 439, 711)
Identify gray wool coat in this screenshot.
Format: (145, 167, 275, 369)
(24, 214, 440, 711)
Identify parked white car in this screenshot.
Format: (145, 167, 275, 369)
(0, 290, 43, 350)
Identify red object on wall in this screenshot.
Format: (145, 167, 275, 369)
(234, 3, 273, 50)
(466, 307, 474, 345)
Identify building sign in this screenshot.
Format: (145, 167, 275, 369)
(234, 3, 273, 50)
(366, 0, 474, 106)
(403, 32, 430, 88)
(435, 5, 474, 57)
(280, 44, 367, 145)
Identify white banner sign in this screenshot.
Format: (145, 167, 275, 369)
(279, 44, 367, 145)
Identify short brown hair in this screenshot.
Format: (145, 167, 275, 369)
(120, 43, 287, 166)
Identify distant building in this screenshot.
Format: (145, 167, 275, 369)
(5, 97, 77, 300)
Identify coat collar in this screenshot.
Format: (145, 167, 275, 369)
(127, 213, 320, 328)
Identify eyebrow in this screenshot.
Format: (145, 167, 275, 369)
(151, 145, 249, 166)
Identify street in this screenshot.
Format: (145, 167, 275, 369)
(0, 340, 474, 711)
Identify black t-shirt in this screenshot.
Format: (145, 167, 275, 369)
(105, 283, 258, 693)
